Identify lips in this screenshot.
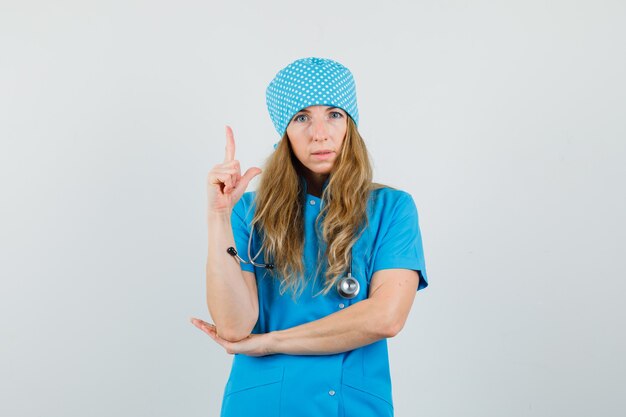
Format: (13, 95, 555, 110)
(311, 150, 334, 161)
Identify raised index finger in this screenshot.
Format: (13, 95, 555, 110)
(224, 125, 235, 162)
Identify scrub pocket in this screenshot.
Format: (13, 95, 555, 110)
(220, 364, 285, 417)
(340, 369, 394, 417)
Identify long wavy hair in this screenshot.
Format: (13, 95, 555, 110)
(250, 116, 389, 301)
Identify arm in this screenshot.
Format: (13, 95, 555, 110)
(192, 269, 420, 356)
(269, 269, 420, 355)
(197, 192, 428, 353)
(206, 211, 259, 342)
(204, 125, 263, 343)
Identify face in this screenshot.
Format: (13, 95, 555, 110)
(286, 105, 348, 178)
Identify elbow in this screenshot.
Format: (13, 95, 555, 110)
(386, 319, 405, 338)
(216, 314, 258, 342)
(218, 328, 252, 343)
(208, 298, 259, 342)
(380, 322, 403, 339)
(378, 312, 406, 339)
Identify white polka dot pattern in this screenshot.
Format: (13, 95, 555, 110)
(266, 57, 359, 142)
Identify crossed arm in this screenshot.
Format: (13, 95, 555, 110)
(191, 268, 420, 356)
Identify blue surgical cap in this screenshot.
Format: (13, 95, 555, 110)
(266, 57, 359, 149)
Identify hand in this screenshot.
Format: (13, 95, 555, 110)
(206, 125, 262, 214)
(190, 317, 274, 357)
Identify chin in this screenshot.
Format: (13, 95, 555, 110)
(308, 160, 336, 168)
(306, 167, 333, 175)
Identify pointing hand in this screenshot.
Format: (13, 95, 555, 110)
(207, 125, 262, 214)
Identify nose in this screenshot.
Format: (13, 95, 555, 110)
(311, 118, 329, 141)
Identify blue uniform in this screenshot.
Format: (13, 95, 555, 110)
(221, 177, 429, 417)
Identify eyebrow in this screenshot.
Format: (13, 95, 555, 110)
(297, 107, 343, 114)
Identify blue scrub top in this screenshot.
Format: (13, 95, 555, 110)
(221, 177, 429, 417)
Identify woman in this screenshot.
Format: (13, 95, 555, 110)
(191, 57, 429, 417)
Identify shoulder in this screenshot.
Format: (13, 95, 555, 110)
(239, 190, 257, 207)
(369, 186, 416, 214)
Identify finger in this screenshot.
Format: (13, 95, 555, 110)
(219, 160, 240, 171)
(224, 125, 235, 163)
(211, 172, 236, 193)
(190, 317, 212, 330)
(212, 166, 241, 186)
(190, 318, 207, 330)
(214, 160, 241, 174)
(199, 326, 220, 343)
(191, 320, 219, 337)
(209, 167, 239, 178)
(203, 328, 235, 352)
(189, 319, 233, 350)
(191, 322, 210, 335)
(213, 162, 239, 171)
(234, 167, 262, 192)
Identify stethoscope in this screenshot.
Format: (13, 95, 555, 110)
(226, 224, 360, 299)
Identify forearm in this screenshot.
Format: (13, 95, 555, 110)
(206, 211, 258, 341)
(269, 298, 396, 355)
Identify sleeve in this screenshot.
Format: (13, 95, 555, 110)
(230, 197, 256, 273)
(371, 192, 429, 291)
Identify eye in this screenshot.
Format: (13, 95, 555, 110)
(330, 111, 344, 119)
(294, 114, 308, 122)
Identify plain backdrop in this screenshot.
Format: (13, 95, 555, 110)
(1, 1, 625, 416)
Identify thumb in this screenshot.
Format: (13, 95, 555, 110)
(236, 167, 262, 191)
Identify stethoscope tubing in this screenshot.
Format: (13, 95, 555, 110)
(227, 224, 360, 299)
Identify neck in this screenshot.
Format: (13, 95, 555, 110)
(302, 172, 329, 198)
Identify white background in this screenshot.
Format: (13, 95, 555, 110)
(1, 1, 625, 416)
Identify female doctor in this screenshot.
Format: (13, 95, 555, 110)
(191, 57, 429, 417)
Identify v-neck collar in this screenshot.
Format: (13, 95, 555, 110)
(300, 175, 330, 201)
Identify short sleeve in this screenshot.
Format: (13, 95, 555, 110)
(371, 192, 429, 291)
(230, 197, 256, 273)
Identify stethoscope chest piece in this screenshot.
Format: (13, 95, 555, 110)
(336, 273, 360, 299)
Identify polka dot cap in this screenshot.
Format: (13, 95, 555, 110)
(266, 57, 359, 146)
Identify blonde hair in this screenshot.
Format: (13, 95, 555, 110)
(251, 117, 389, 301)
